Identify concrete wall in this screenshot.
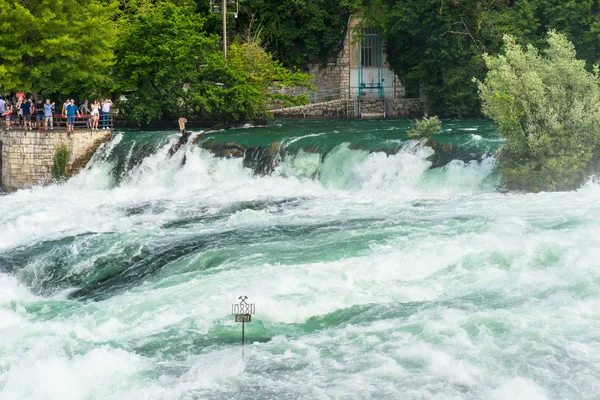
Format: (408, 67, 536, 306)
(0, 130, 112, 192)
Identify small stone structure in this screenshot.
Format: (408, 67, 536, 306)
(0, 129, 112, 192)
(272, 15, 423, 119)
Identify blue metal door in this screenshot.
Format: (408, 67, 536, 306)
(358, 29, 383, 97)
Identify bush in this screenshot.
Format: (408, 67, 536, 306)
(407, 116, 442, 139)
(52, 144, 70, 180)
(476, 31, 600, 192)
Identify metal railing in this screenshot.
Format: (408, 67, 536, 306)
(3, 113, 114, 131)
(270, 85, 422, 110)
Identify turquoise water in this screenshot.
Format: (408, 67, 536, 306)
(1, 119, 599, 399)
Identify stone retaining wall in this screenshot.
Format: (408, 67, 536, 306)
(359, 98, 385, 116)
(387, 98, 422, 118)
(0, 129, 112, 192)
(272, 99, 352, 118)
(272, 98, 422, 119)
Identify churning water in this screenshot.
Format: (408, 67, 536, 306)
(1, 119, 599, 399)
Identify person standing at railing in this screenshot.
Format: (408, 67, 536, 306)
(61, 99, 69, 115)
(90, 100, 100, 130)
(101, 98, 112, 129)
(44, 99, 55, 131)
(0, 96, 5, 128)
(35, 100, 44, 130)
(66, 99, 79, 133)
(21, 99, 33, 130)
(61, 99, 70, 128)
(79, 100, 90, 129)
(17, 99, 23, 127)
(29, 100, 37, 129)
(2, 104, 12, 130)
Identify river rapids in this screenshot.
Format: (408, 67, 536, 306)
(1, 119, 599, 399)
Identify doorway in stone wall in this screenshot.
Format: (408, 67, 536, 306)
(358, 28, 383, 97)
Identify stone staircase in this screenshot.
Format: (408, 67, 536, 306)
(358, 98, 386, 119)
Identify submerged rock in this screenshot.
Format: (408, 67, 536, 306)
(187, 135, 482, 177)
(205, 120, 268, 132)
(191, 139, 283, 175)
(425, 139, 479, 168)
(243, 142, 281, 175)
(167, 130, 191, 157)
(167, 118, 191, 158)
(201, 141, 246, 158)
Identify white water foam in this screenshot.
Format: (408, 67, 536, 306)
(2, 128, 599, 399)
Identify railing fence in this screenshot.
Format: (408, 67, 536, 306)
(2, 113, 114, 131)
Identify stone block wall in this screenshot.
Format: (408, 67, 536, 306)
(0, 129, 112, 192)
(270, 28, 351, 103)
(273, 97, 422, 119)
(306, 33, 350, 95)
(272, 99, 352, 118)
(358, 98, 385, 116)
(387, 99, 422, 118)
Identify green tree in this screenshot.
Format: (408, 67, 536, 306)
(114, 1, 220, 123)
(240, 0, 353, 68)
(114, 2, 311, 124)
(195, 40, 311, 121)
(529, 0, 600, 67)
(476, 31, 600, 192)
(350, 0, 537, 117)
(0, 0, 118, 96)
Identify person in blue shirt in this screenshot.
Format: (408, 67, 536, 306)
(21, 99, 32, 131)
(43, 99, 55, 131)
(66, 99, 79, 133)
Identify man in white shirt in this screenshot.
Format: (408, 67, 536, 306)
(61, 100, 70, 128)
(101, 98, 113, 129)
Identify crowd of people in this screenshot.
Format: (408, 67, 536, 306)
(0, 94, 113, 132)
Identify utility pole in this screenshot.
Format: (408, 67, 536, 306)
(211, 0, 239, 59)
(222, 0, 227, 59)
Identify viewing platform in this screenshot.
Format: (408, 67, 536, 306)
(0, 115, 114, 192)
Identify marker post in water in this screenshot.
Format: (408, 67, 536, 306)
(232, 295, 255, 359)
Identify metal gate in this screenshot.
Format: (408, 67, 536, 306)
(358, 29, 383, 97)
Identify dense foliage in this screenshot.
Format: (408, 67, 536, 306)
(5, 0, 600, 123)
(476, 32, 600, 192)
(351, 0, 600, 117)
(114, 2, 219, 123)
(240, 0, 352, 67)
(0, 0, 323, 123)
(0, 0, 118, 97)
(115, 2, 310, 123)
